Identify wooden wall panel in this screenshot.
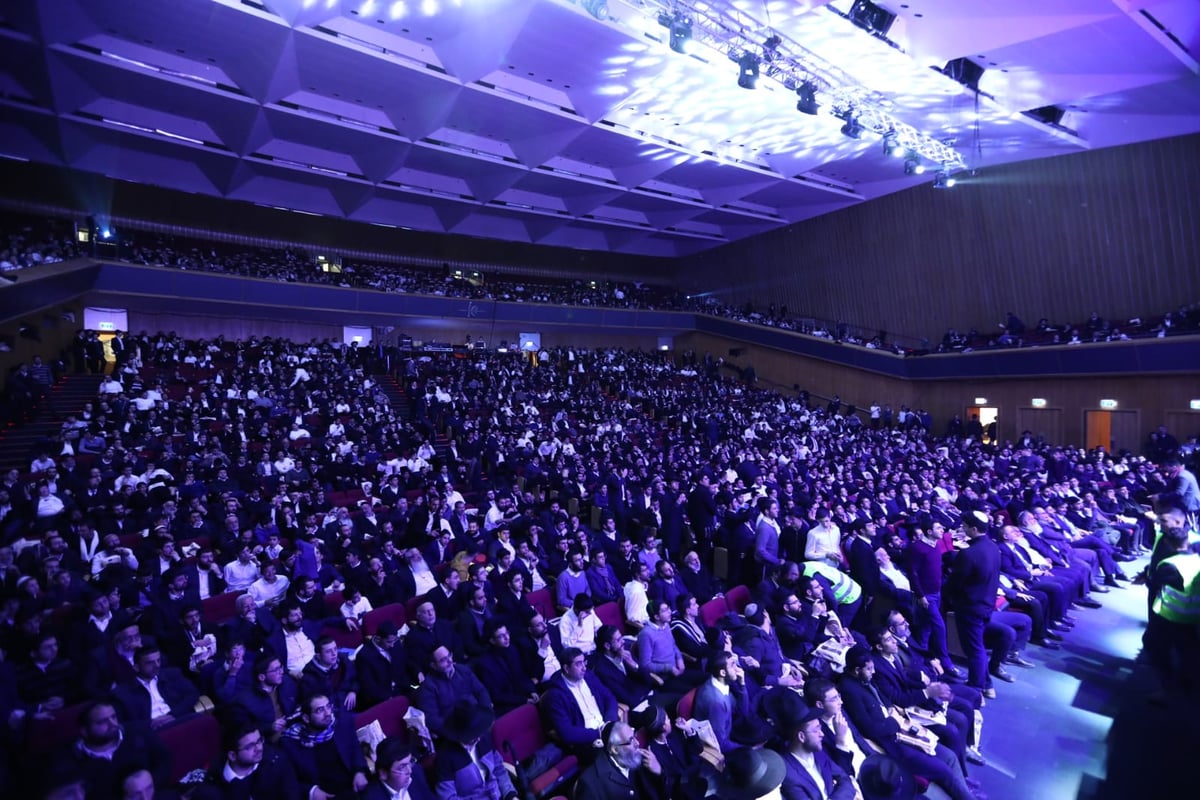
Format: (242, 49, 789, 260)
(676, 134, 1200, 343)
(677, 331, 1200, 450)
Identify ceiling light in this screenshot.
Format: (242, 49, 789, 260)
(795, 81, 819, 115)
(736, 52, 760, 90)
(933, 168, 957, 189)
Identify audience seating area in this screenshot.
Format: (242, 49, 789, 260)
(3, 210, 1197, 359)
(0, 324, 1195, 800)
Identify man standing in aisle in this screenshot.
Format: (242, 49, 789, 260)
(948, 511, 1001, 694)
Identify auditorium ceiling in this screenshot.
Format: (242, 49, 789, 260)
(2, 0, 1199, 257)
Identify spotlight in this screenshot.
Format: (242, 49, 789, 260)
(795, 81, 819, 115)
(656, 11, 691, 54)
(903, 156, 925, 175)
(580, 0, 608, 21)
(933, 169, 957, 189)
(101, 228, 113, 240)
(840, 118, 863, 139)
(736, 52, 760, 89)
(882, 130, 901, 157)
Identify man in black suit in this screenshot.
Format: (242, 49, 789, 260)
(475, 618, 540, 715)
(574, 720, 667, 800)
(406, 601, 465, 678)
(778, 706, 857, 800)
(803, 677, 875, 778)
(356, 622, 414, 709)
(193, 722, 300, 800)
(838, 647, 979, 800)
(947, 511, 1001, 693)
(280, 692, 369, 798)
(300, 636, 360, 712)
(591, 623, 660, 709)
(61, 701, 173, 797)
(111, 644, 200, 729)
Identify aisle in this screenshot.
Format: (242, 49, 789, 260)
(960, 569, 1149, 800)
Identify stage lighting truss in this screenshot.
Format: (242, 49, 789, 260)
(617, 0, 968, 171)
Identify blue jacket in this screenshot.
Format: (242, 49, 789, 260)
(432, 740, 515, 800)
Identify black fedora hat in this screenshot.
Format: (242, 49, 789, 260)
(712, 747, 786, 800)
(858, 754, 917, 800)
(441, 700, 495, 744)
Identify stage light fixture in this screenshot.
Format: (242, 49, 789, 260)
(933, 168, 957, 189)
(736, 52, 760, 89)
(903, 154, 925, 175)
(580, 0, 608, 21)
(762, 34, 782, 62)
(840, 118, 863, 139)
(795, 81, 819, 115)
(658, 11, 691, 54)
(882, 130, 901, 157)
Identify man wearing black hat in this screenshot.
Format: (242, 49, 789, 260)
(431, 701, 518, 800)
(708, 746, 787, 800)
(778, 707, 857, 800)
(946, 511, 1001, 694)
(574, 720, 666, 800)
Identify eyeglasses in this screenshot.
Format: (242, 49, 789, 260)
(238, 736, 265, 751)
(611, 738, 637, 748)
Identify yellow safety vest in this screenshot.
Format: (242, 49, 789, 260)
(802, 562, 863, 605)
(1152, 553, 1200, 625)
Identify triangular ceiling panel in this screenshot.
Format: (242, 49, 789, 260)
(2, 0, 1196, 258)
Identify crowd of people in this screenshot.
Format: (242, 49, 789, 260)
(1, 330, 1198, 800)
(3, 211, 1197, 357)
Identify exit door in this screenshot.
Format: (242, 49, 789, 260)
(1085, 410, 1140, 454)
(965, 406, 999, 442)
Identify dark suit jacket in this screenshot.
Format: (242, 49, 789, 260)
(414, 665, 492, 737)
(476, 645, 537, 714)
(574, 751, 667, 800)
(300, 657, 359, 710)
(846, 536, 882, 600)
(358, 771, 436, 800)
(541, 670, 618, 751)
(591, 652, 656, 708)
(692, 678, 749, 753)
(837, 676, 901, 754)
(281, 712, 367, 792)
(779, 746, 856, 800)
(947, 536, 1000, 615)
(112, 667, 200, 722)
(356, 640, 413, 708)
(235, 677, 300, 734)
(819, 715, 876, 778)
(998, 542, 1038, 582)
(870, 654, 931, 709)
(193, 746, 300, 800)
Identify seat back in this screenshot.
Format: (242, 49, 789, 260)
(594, 601, 623, 630)
(362, 603, 406, 636)
(492, 703, 545, 764)
(699, 597, 729, 629)
(28, 701, 90, 755)
(724, 584, 752, 614)
(320, 623, 363, 651)
(526, 588, 556, 621)
(355, 696, 411, 741)
(677, 687, 698, 720)
(160, 712, 221, 783)
(201, 591, 244, 624)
